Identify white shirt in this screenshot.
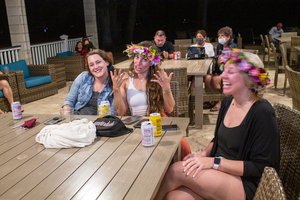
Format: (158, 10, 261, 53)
(191, 42, 215, 58)
(126, 77, 148, 116)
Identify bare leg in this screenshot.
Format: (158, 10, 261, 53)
(204, 74, 213, 91)
(0, 80, 14, 114)
(156, 162, 245, 200)
(165, 186, 204, 200)
(211, 75, 222, 90)
(0, 80, 14, 104)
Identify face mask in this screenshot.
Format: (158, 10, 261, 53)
(218, 38, 227, 45)
(196, 38, 204, 44)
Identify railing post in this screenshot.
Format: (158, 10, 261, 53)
(60, 34, 69, 52)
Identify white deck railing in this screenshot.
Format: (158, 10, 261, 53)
(0, 46, 21, 65)
(31, 37, 83, 65)
(0, 36, 90, 65)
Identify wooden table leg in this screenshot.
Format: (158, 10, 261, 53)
(194, 75, 203, 129)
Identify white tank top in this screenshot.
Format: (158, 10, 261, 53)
(126, 77, 148, 116)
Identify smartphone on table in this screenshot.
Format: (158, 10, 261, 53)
(133, 118, 149, 128)
(44, 116, 65, 125)
(162, 124, 178, 131)
(122, 115, 143, 125)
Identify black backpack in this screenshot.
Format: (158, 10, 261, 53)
(93, 115, 133, 137)
(187, 47, 205, 59)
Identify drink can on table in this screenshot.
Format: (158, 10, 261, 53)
(149, 113, 162, 137)
(173, 51, 181, 60)
(11, 101, 22, 120)
(98, 100, 111, 118)
(141, 121, 154, 146)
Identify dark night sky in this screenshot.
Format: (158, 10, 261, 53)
(1, 0, 300, 49)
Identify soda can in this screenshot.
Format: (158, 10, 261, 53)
(176, 51, 181, 59)
(98, 100, 111, 118)
(141, 121, 154, 146)
(149, 113, 162, 137)
(11, 101, 22, 120)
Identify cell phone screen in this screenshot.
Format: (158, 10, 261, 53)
(162, 124, 178, 131)
(44, 116, 64, 125)
(122, 116, 143, 125)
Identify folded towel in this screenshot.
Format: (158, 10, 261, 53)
(36, 118, 96, 148)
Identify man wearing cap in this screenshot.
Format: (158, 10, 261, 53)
(153, 30, 175, 59)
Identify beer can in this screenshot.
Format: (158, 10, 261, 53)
(11, 101, 22, 120)
(98, 100, 111, 118)
(149, 113, 162, 137)
(141, 121, 154, 146)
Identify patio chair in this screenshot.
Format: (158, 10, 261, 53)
(284, 62, 300, 111)
(47, 54, 85, 81)
(264, 35, 277, 67)
(276, 44, 289, 95)
(164, 66, 189, 117)
(273, 103, 300, 199)
(254, 167, 286, 200)
(0, 73, 20, 112)
(289, 36, 300, 65)
(260, 34, 267, 62)
(16, 64, 58, 104)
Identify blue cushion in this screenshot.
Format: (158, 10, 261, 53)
(24, 76, 52, 88)
(0, 90, 4, 98)
(0, 60, 30, 78)
(56, 51, 73, 57)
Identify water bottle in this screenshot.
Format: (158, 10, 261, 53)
(3, 66, 9, 74)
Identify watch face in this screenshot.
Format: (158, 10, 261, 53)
(214, 157, 221, 164)
(213, 157, 221, 169)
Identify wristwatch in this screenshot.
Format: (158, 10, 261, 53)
(213, 156, 221, 170)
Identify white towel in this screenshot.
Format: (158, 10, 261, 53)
(36, 118, 96, 148)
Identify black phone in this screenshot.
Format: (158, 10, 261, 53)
(122, 115, 143, 125)
(162, 124, 178, 131)
(133, 118, 149, 128)
(44, 116, 65, 125)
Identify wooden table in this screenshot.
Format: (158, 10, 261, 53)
(0, 113, 189, 200)
(115, 59, 212, 129)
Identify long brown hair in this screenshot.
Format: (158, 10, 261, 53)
(128, 41, 164, 114)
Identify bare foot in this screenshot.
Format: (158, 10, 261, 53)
(0, 109, 4, 114)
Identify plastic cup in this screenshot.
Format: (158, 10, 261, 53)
(60, 108, 74, 122)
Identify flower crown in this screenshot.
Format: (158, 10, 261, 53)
(219, 49, 270, 89)
(123, 44, 162, 65)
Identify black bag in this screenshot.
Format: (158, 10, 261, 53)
(187, 47, 205, 60)
(93, 115, 133, 137)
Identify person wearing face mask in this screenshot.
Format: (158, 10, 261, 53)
(191, 29, 215, 58)
(153, 30, 175, 59)
(205, 26, 237, 112)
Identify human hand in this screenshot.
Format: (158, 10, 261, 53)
(62, 105, 72, 112)
(163, 51, 169, 59)
(182, 156, 213, 178)
(110, 69, 128, 90)
(183, 151, 206, 161)
(151, 69, 173, 91)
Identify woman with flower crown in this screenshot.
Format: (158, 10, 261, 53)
(111, 41, 175, 116)
(111, 41, 191, 159)
(156, 50, 279, 200)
